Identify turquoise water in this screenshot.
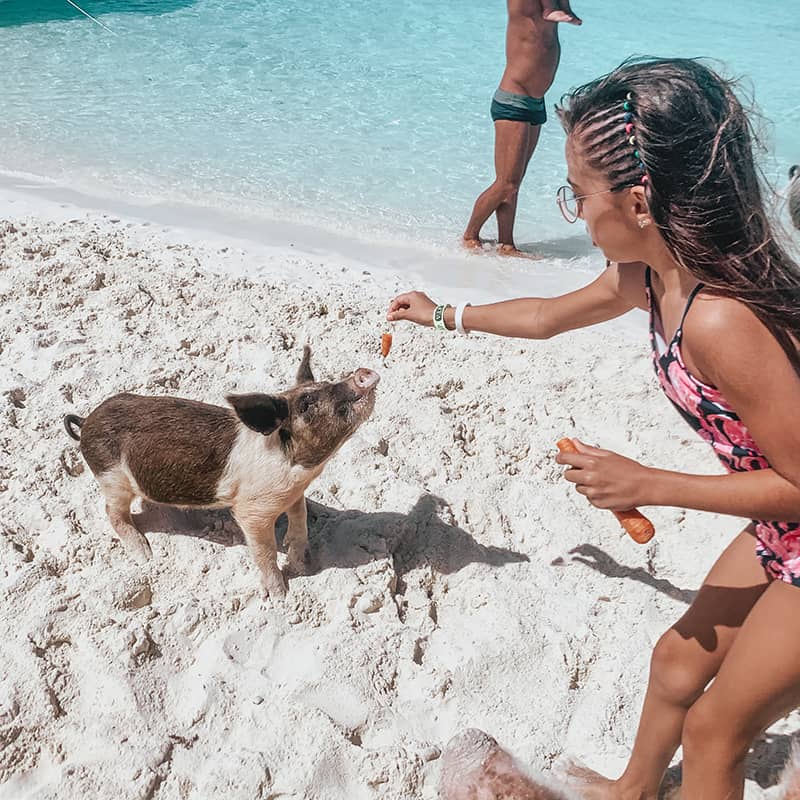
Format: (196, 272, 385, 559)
(1, 0, 798, 249)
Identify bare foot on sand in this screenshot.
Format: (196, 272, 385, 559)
(561, 760, 628, 800)
(440, 729, 573, 800)
(463, 236, 487, 250)
(497, 244, 543, 260)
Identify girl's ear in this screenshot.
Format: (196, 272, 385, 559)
(628, 185, 652, 228)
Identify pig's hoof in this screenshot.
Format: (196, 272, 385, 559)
(286, 547, 309, 576)
(125, 537, 153, 565)
(262, 574, 288, 603)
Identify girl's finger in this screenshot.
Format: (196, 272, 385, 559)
(387, 307, 409, 322)
(556, 452, 594, 468)
(563, 468, 590, 484)
(572, 439, 607, 456)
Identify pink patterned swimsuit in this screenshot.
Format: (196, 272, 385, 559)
(646, 268, 800, 585)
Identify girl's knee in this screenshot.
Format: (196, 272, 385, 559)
(682, 694, 751, 763)
(648, 629, 711, 706)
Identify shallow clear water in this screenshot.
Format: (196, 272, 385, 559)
(1, 0, 798, 248)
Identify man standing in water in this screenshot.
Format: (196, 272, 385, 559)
(463, 0, 580, 256)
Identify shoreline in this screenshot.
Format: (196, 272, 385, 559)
(0, 170, 646, 338)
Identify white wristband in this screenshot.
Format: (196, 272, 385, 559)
(455, 302, 472, 335)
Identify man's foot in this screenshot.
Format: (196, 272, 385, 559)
(497, 243, 543, 260)
(463, 235, 486, 250)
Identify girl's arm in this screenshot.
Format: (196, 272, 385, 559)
(687, 295, 800, 497)
(644, 468, 800, 520)
(560, 440, 800, 520)
(386, 261, 645, 339)
(562, 296, 800, 520)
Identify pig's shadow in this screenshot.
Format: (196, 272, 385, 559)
(133, 493, 529, 579)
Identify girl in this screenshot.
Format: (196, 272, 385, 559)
(387, 58, 800, 799)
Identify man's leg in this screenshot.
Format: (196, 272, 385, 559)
(496, 122, 541, 252)
(463, 119, 533, 248)
(464, 14, 560, 250)
(569, 529, 770, 800)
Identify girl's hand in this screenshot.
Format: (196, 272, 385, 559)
(556, 439, 655, 511)
(387, 291, 437, 327)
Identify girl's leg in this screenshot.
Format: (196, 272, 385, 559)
(572, 529, 769, 800)
(680, 578, 800, 800)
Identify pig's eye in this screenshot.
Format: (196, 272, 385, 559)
(335, 401, 350, 417)
(297, 394, 316, 415)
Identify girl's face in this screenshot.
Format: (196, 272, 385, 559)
(565, 134, 651, 263)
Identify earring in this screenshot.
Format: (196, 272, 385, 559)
(638, 218, 651, 229)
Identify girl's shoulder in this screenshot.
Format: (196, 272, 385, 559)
(683, 292, 781, 388)
(685, 292, 761, 340)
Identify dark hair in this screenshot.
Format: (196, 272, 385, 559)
(557, 57, 800, 372)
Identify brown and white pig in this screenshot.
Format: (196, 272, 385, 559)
(63, 346, 378, 600)
(440, 729, 578, 800)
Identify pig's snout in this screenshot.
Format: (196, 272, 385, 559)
(352, 368, 380, 395)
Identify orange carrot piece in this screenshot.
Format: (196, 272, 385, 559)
(381, 332, 393, 358)
(556, 438, 655, 544)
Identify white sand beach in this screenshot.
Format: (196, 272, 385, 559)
(1, 187, 798, 799)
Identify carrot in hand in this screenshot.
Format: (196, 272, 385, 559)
(556, 438, 655, 544)
(381, 332, 393, 358)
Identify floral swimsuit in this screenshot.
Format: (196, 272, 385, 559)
(645, 267, 800, 586)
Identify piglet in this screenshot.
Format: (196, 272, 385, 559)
(440, 729, 577, 800)
(63, 346, 378, 600)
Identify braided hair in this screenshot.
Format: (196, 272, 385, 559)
(558, 58, 800, 372)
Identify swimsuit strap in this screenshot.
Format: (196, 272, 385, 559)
(675, 281, 705, 342)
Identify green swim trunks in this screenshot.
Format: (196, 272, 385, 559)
(490, 88, 547, 125)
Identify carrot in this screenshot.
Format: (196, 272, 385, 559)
(556, 438, 655, 544)
(381, 332, 393, 358)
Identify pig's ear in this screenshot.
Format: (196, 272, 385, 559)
(227, 393, 289, 435)
(296, 345, 316, 385)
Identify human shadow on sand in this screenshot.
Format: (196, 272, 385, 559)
(658, 729, 799, 796)
(557, 543, 697, 604)
(517, 234, 595, 261)
(0, 0, 196, 28)
(133, 493, 529, 581)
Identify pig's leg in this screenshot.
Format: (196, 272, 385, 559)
(284, 495, 309, 574)
(440, 729, 568, 800)
(97, 469, 152, 563)
(233, 507, 287, 600)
